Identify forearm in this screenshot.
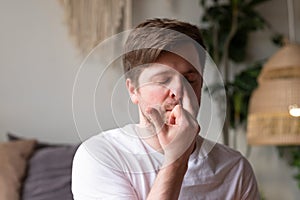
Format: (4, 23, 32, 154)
(146, 156, 189, 200)
(145, 103, 199, 199)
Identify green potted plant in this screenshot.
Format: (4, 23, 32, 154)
(201, 0, 300, 192)
(200, 0, 271, 145)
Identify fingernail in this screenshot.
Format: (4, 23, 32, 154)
(145, 107, 152, 114)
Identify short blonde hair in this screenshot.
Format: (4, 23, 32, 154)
(122, 18, 206, 85)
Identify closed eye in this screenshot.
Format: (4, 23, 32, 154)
(185, 73, 200, 84)
(152, 76, 171, 85)
(156, 78, 171, 84)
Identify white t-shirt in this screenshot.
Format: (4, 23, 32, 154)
(72, 124, 260, 200)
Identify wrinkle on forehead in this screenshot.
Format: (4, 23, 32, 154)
(165, 42, 202, 73)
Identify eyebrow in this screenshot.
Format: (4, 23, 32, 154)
(150, 67, 200, 77)
(152, 70, 172, 76)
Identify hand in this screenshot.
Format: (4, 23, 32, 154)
(146, 86, 200, 167)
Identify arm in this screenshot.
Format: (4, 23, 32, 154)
(146, 148, 191, 199)
(146, 103, 199, 199)
(240, 158, 260, 200)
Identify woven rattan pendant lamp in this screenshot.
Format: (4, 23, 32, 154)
(247, 0, 300, 145)
(247, 43, 300, 145)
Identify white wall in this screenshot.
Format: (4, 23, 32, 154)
(0, 0, 82, 143)
(132, 0, 203, 26)
(0, 0, 138, 143)
(0, 0, 300, 199)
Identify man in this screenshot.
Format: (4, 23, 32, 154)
(72, 18, 260, 200)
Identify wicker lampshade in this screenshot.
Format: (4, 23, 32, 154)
(247, 43, 300, 145)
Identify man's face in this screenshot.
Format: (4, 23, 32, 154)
(128, 43, 203, 124)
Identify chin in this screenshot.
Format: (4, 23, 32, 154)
(164, 111, 171, 123)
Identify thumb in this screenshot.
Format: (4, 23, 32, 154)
(168, 105, 182, 125)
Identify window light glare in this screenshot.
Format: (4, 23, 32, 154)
(289, 105, 300, 117)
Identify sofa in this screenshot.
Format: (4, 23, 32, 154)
(0, 134, 79, 200)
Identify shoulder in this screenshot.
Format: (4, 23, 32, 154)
(212, 142, 253, 169)
(77, 124, 138, 154)
(72, 127, 122, 172)
(210, 140, 242, 158)
(192, 138, 259, 198)
(194, 137, 255, 175)
(75, 126, 130, 160)
(213, 142, 254, 173)
(72, 126, 141, 199)
(202, 139, 259, 198)
(73, 124, 149, 171)
(196, 137, 244, 162)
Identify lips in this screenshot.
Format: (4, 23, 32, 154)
(165, 108, 173, 112)
(164, 102, 179, 112)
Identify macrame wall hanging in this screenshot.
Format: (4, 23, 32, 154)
(59, 0, 132, 54)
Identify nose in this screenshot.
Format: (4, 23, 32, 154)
(168, 76, 183, 101)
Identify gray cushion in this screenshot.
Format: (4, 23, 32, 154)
(22, 145, 79, 200)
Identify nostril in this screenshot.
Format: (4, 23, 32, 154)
(171, 93, 175, 98)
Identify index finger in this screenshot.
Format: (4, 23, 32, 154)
(146, 107, 167, 133)
(182, 81, 199, 118)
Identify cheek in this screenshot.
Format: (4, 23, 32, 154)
(138, 85, 169, 105)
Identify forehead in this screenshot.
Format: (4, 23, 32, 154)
(165, 42, 201, 71)
(139, 43, 201, 79)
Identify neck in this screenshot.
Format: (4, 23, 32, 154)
(137, 115, 163, 153)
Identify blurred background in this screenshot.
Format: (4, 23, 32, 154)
(0, 0, 299, 199)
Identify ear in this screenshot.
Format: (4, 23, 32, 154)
(126, 78, 139, 104)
